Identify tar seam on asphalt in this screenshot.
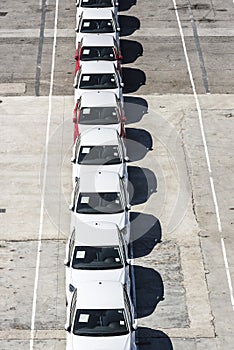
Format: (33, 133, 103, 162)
(35, 0, 47, 96)
(172, 0, 234, 310)
(186, 0, 210, 93)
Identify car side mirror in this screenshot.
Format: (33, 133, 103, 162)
(132, 320, 137, 330)
(73, 117, 77, 123)
(120, 82, 124, 87)
(64, 258, 70, 267)
(124, 156, 129, 162)
(126, 204, 131, 211)
(117, 27, 121, 32)
(70, 157, 76, 164)
(69, 204, 74, 211)
(65, 323, 71, 333)
(126, 258, 132, 265)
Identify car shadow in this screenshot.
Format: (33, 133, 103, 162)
(122, 67, 146, 93)
(120, 39, 143, 64)
(119, 15, 140, 36)
(118, 0, 137, 12)
(126, 128, 153, 161)
(128, 166, 157, 206)
(133, 266, 164, 318)
(137, 328, 174, 350)
(130, 212, 162, 254)
(124, 96, 148, 124)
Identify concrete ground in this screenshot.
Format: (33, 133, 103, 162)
(0, 0, 234, 349)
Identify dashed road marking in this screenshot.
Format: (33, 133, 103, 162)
(172, 0, 234, 310)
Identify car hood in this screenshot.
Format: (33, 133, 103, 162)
(73, 163, 125, 180)
(78, 123, 120, 135)
(71, 333, 131, 350)
(75, 211, 127, 230)
(70, 266, 127, 285)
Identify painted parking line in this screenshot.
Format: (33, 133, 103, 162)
(29, 0, 60, 349)
(171, 0, 234, 310)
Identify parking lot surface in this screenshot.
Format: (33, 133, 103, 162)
(0, 0, 234, 349)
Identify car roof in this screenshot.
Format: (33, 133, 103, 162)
(80, 91, 117, 107)
(81, 8, 113, 20)
(72, 220, 120, 246)
(79, 170, 121, 192)
(80, 127, 119, 146)
(80, 61, 116, 73)
(82, 34, 114, 47)
(75, 281, 124, 309)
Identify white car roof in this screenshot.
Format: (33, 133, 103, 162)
(79, 170, 121, 192)
(81, 8, 113, 20)
(82, 34, 114, 47)
(72, 220, 120, 246)
(80, 127, 119, 146)
(80, 60, 116, 74)
(75, 281, 124, 309)
(80, 91, 117, 107)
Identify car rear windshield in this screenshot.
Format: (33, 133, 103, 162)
(80, 74, 117, 89)
(73, 308, 129, 336)
(72, 246, 123, 269)
(76, 192, 124, 214)
(79, 107, 119, 125)
(81, 20, 114, 33)
(81, 46, 116, 61)
(78, 145, 121, 165)
(81, 0, 113, 8)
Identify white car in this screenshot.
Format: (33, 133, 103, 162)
(76, 0, 119, 28)
(64, 220, 131, 298)
(74, 35, 122, 74)
(70, 169, 130, 243)
(65, 281, 137, 350)
(75, 9, 120, 48)
(73, 61, 124, 104)
(71, 128, 128, 186)
(72, 91, 126, 140)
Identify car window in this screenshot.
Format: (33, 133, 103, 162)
(76, 192, 124, 214)
(71, 179, 80, 210)
(72, 246, 123, 269)
(81, 46, 116, 61)
(73, 308, 128, 336)
(70, 289, 77, 327)
(78, 145, 121, 165)
(79, 106, 119, 125)
(80, 0, 113, 7)
(79, 73, 118, 89)
(123, 288, 133, 327)
(68, 229, 75, 264)
(119, 178, 127, 206)
(74, 136, 81, 161)
(81, 19, 114, 33)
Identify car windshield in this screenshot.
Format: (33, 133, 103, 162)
(81, 20, 114, 33)
(81, 46, 116, 61)
(80, 0, 113, 8)
(73, 308, 129, 336)
(76, 192, 124, 214)
(78, 145, 121, 165)
(80, 74, 117, 89)
(79, 107, 119, 125)
(72, 246, 123, 269)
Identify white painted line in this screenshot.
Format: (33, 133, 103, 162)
(172, 0, 234, 310)
(29, 0, 60, 349)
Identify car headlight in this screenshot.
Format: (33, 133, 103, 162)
(69, 284, 76, 293)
